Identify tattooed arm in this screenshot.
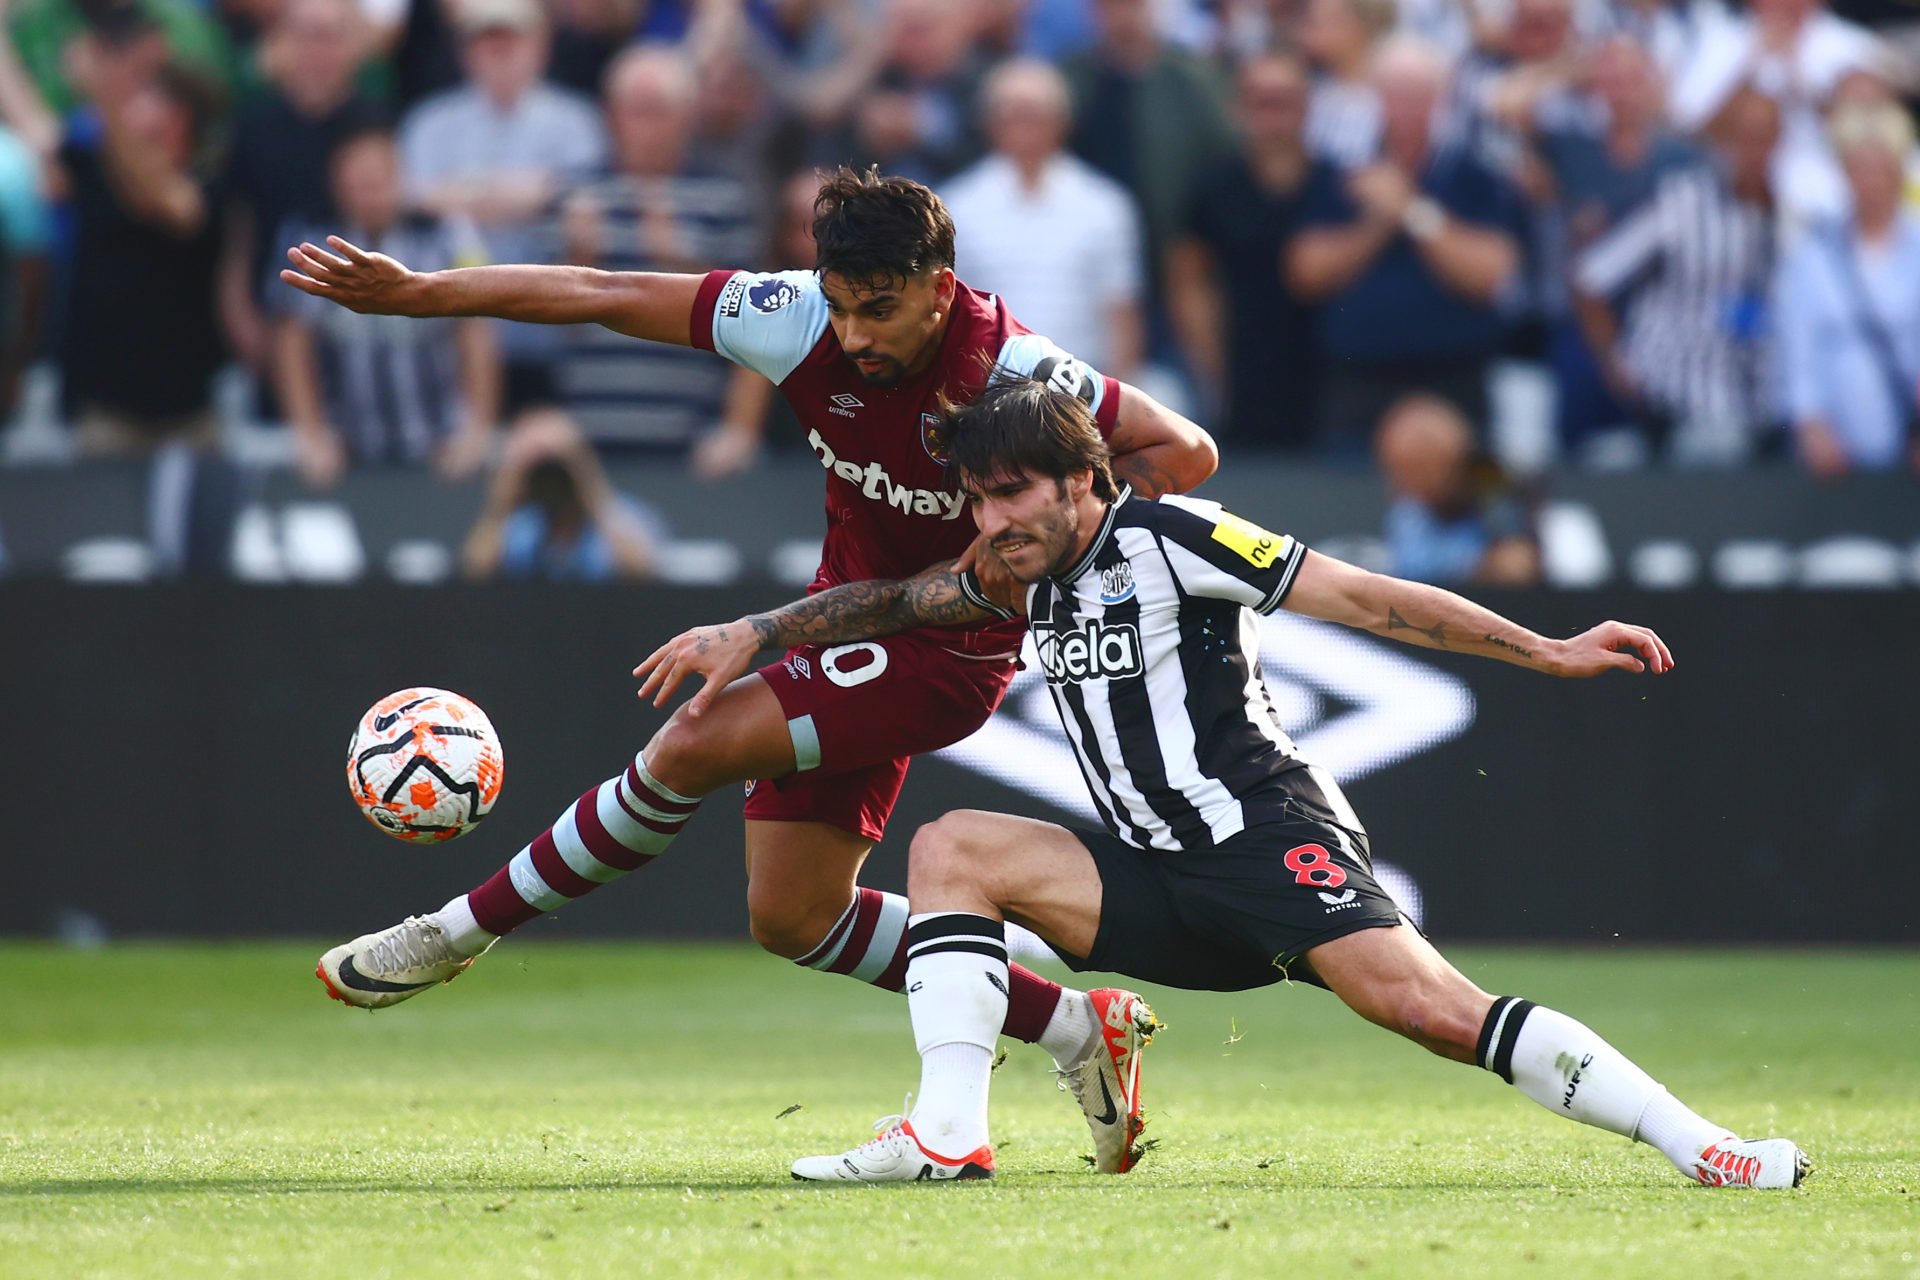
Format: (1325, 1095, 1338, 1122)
(632, 563, 1016, 714)
(1282, 549, 1675, 677)
(1106, 382, 1218, 499)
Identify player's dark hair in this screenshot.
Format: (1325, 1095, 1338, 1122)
(941, 376, 1118, 504)
(811, 166, 956, 290)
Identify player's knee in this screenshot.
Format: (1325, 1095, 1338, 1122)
(643, 712, 723, 797)
(906, 811, 998, 896)
(745, 892, 838, 960)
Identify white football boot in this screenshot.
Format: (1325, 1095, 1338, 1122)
(1692, 1137, 1812, 1189)
(316, 915, 490, 1010)
(1055, 988, 1161, 1173)
(791, 1114, 995, 1183)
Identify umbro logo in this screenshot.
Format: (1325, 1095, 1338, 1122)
(828, 392, 863, 417)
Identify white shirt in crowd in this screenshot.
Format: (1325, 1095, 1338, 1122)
(1776, 213, 1920, 468)
(1670, 8, 1885, 230)
(940, 154, 1143, 372)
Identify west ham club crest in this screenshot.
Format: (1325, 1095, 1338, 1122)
(920, 412, 950, 466)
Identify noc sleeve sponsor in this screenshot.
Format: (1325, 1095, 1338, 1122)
(1151, 494, 1307, 614)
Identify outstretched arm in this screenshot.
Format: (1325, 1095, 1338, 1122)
(1282, 549, 1674, 676)
(279, 235, 705, 344)
(633, 564, 1013, 715)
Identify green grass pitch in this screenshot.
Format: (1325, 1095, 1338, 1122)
(2, 943, 1915, 1279)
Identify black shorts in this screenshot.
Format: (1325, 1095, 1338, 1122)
(1056, 800, 1406, 993)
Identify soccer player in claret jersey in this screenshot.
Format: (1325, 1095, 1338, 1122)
(639, 377, 1809, 1188)
(281, 168, 1215, 1172)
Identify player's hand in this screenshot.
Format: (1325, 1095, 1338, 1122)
(1549, 620, 1674, 677)
(953, 531, 1018, 607)
(633, 621, 761, 716)
(280, 236, 421, 315)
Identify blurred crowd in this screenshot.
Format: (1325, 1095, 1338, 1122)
(2, 0, 1919, 586)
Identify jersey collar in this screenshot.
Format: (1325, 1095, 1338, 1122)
(1054, 485, 1133, 585)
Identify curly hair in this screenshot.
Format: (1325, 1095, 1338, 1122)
(811, 166, 957, 290)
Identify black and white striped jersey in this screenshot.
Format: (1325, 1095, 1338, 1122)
(971, 488, 1325, 854)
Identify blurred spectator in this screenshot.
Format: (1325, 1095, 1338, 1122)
(1573, 89, 1782, 467)
(1376, 393, 1539, 584)
(689, 33, 784, 203)
(1166, 51, 1320, 449)
(801, 0, 987, 185)
(1671, 0, 1887, 229)
(1063, 0, 1236, 300)
(547, 0, 639, 98)
(845, 0, 990, 184)
(1464, 0, 1598, 153)
(973, 0, 1030, 60)
(271, 122, 499, 488)
(1298, 0, 1393, 169)
(1287, 38, 1523, 454)
(398, 0, 606, 415)
(2, 22, 230, 455)
(220, 0, 376, 375)
(1531, 38, 1705, 450)
(1211, 0, 1316, 64)
(550, 43, 762, 454)
(0, 122, 50, 418)
(942, 57, 1144, 378)
(1536, 37, 1703, 278)
(4, 0, 237, 121)
(1600, 0, 1734, 86)
(461, 410, 661, 581)
(1777, 100, 1920, 477)
(770, 166, 821, 269)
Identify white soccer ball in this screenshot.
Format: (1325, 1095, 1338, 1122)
(346, 687, 504, 843)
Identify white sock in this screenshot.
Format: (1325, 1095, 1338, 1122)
(1038, 990, 1099, 1070)
(434, 894, 497, 957)
(913, 1043, 993, 1155)
(904, 912, 1008, 1158)
(1478, 997, 1727, 1175)
(1634, 1089, 1735, 1172)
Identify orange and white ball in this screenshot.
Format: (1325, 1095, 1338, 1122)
(347, 688, 504, 842)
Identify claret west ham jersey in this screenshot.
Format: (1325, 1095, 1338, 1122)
(972, 489, 1337, 855)
(689, 269, 1121, 656)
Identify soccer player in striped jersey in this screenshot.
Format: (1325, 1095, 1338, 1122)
(641, 376, 1809, 1188)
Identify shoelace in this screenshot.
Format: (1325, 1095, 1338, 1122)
(365, 915, 447, 974)
(852, 1096, 915, 1154)
(1697, 1141, 1762, 1186)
